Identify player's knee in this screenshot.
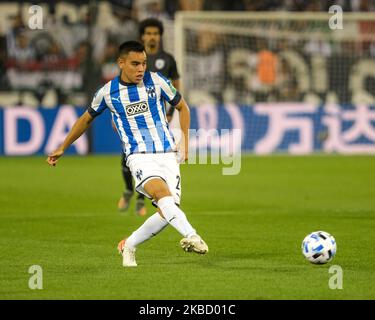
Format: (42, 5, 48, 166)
(152, 188, 171, 201)
(144, 178, 171, 201)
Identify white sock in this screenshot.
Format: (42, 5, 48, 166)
(126, 213, 168, 249)
(157, 196, 196, 238)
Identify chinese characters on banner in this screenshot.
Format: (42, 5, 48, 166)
(0, 104, 374, 155)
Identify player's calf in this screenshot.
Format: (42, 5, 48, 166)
(143, 178, 172, 201)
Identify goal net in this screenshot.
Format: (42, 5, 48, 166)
(175, 12, 375, 106)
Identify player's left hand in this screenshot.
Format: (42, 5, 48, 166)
(46, 149, 64, 167)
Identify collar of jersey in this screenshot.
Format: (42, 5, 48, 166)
(118, 76, 138, 87)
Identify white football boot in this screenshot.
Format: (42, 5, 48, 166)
(117, 239, 137, 267)
(180, 234, 209, 254)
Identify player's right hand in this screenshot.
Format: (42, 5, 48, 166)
(46, 149, 64, 167)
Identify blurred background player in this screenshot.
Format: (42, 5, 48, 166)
(117, 18, 180, 216)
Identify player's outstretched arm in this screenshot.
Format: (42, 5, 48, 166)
(174, 98, 190, 163)
(46, 111, 94, 167)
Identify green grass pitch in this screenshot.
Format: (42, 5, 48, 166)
(0, 155, 374, 299)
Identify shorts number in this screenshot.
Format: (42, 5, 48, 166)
(176, 175, 181, 190)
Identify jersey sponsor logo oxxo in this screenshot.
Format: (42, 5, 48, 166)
(125, 101, 149, 117)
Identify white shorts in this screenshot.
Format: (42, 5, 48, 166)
(126, 152, 182, 205)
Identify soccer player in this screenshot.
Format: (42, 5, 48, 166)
(117, 18, 180, 215)
(46, 41, 208, 267)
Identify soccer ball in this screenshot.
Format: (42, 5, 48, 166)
(301, 231, 336, 264)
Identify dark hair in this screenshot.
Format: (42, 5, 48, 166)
(139, 18, 164, 37)
(118, 41, 145, 57)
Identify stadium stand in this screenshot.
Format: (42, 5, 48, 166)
(0, 0, 374, 107)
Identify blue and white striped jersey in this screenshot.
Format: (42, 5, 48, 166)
(88, 71, 181, 158)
